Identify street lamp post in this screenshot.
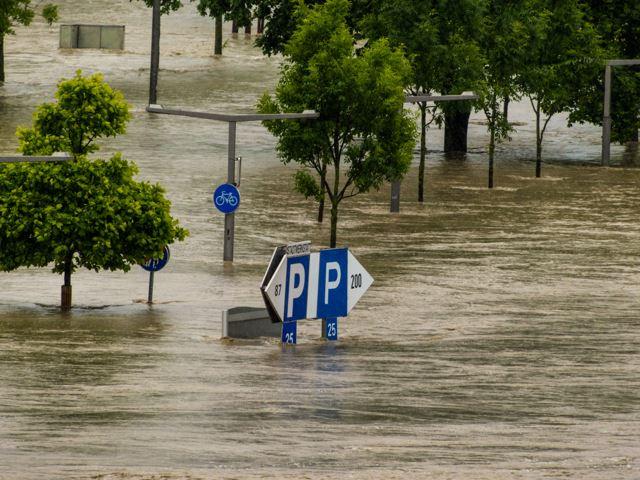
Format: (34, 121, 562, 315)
(146, 105, 319, 262)
(601, 59, 640, 166)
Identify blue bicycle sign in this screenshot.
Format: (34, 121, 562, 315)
(141, 245, 170, 272)
(213, 183, 241, 214)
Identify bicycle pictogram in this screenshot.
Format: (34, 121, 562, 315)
(213, 183, 241, 214)
(215, 190, 238, 207)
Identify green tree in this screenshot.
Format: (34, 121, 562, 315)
(518, 0, 601, 177)
(17, 71, 130, 157)
(254, 0, 370, 56)
(360, 0, 484, 202)
(1, 2, 62, 80)
(569, 0, 640, 144)
(0, 0, 34, 82)
(41, 4, 58, 26)
(195, 0, 255, 55)
(479, 0, 533, 188)
(258, 0, 415, 247)
(0, 72, 187, 309)
(133, 0, 183, 14)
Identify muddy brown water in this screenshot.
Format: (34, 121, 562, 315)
(0, 2, 638, 479)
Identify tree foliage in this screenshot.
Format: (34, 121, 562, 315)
(0, 72, 187, 308)
(0, 156, 187, 276)
(132, 0, 183, 15)
(0, 0, 34, 36)
(0, 0, 35, 81)
(254, 0, 371, 56)
(569, 0, 640, 143)
(196, 0, 254, 26)
(258, 0, 415, 247)
(41, 4, 58, 26)
(17, 71, 130, 157)
(360, 0, 484, 200)
(478, 0, 535, 188)
(518, 0, 601, 175)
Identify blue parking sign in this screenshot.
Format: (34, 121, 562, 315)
(284, 254, 309, 322)
(317, 248, 348, 319)
(263, 247, 373, 325)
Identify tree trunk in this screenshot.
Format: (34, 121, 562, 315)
(318, 165, 326, 223)
(488, 108, 496, 189)
(535, 107, 542, 178)
(61, 255, 72, 310)
(244, 22, 252, 35)
(444, 105, 471, 153)
(330, 132, 341, 248)
(330, 200, 338, 248)
(214, 16, 223, 55)
(149, 0, 161, 105)
(418, 103, 427, 203)
(0, 34, 4, 83)
(503, 95, 510, 123)
(231, 20, 238, 34)
(257, 17, 264, 34)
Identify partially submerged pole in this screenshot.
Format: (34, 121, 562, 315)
(149, 0, 161, 105)
(601, 64, 612, 166)
(147, 271, 155, 304)
(224, 122, 237, 262)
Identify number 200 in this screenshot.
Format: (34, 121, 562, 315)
(350, 274, 362, 289)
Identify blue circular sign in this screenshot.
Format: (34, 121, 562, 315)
(142, 245, 171, 272)
(213, 183, 240, 214)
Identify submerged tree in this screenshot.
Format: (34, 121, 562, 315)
(570, 0, 640, 144)
(518, 0, 601, 177)
(0, 0, 34, 82)
(0, 72, 188, 309)
(258, 0, 415, 247)
(479, 0, 533, 188)
(360, 0, 484, 202)
(195, 0, 255, 55)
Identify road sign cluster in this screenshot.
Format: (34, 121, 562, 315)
(261, 245, 373, 344)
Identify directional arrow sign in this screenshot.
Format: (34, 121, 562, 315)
(262, 248, 373, 323)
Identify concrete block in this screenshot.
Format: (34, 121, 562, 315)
(59, 25, 79, 48)
(59, 24, 125, 50)
(222, 307, 281, 339)
(78, 25, 101, 49)
(100, 26, 125, 49)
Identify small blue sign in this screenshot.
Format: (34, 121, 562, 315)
(282, 321, 297, 344)
(324, 317, 338, 341)
(142, 245, 170, 272)
(213, 183, 240, 214)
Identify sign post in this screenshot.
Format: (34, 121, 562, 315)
(322, 317, 338, 341)
(262, 247, 373, 344)
(141, 245, 171, 304)
(146, 104, 319, 263)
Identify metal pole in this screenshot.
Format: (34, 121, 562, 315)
(224, 122, 237, 262)
(149, 0, 161, 105)
(147, 271, 155, 304)
(390, 180, 401, 213)
(602, 64, 612, 166)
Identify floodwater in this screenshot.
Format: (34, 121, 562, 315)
(1, 2, 639, 479)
